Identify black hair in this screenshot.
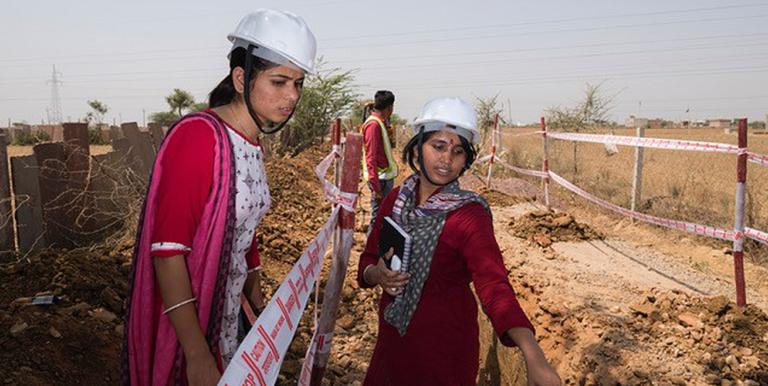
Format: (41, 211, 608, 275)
(402, 129, 477, 176)
(208, 47, 280, 108)
(373, 90, 395, 111)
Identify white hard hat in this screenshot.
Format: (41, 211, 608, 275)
(413, 97, 480, 144)
(228, 9, 317, 74)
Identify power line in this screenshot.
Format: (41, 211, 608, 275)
(4, 30, 766, 76)
(3, 38, 766, 86)
(321, 3, 768, 42)
(321, 13, 768, 50)
(3, 64, 767, 102)
(1, 4, 766, 65)
(387, 65, 768, 91)
(333, 32, 768, 64)
(354, 42, 768, 73)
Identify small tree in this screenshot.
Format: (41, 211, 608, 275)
(85, 100, 110, 144)
(166, 89, 195, 117)
(474, 94, 505, 147)
(389, 113, 407, 127)
(191, 102, 208, 112)
(86, 100, 109, 125)
(473, 94, 507, 159)
(12, 130, 50, 146)
(275, 59, 359, 156)
(346, 99, 372, 130)
(545, 82, 616, 178)
(546, 82, 614, 131)
(579, 82, 613, 127)
(149, 111, 180, 127)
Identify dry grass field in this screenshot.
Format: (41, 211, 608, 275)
(497, 127, 768, 259)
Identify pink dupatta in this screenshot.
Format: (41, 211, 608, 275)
(123, 111, 236, 386)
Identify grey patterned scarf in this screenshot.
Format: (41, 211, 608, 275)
(384, 173, 490, 336)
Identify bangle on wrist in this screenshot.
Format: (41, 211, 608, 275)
(163, 297, 197, 315)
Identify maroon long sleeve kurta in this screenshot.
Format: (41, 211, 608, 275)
(357, 187, 534, 385)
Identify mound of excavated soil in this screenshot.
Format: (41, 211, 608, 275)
(0, 246, 130, 384)
(0, 143, 343, 385)
(478, 188, 533, 207)
(508, 210, 603, 248)
(494, 266, 768, 386)
(562, 290, 768, 385)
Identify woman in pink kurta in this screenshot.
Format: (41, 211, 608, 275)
(123, 10, 318, 386)
(357, 97, 561, 386)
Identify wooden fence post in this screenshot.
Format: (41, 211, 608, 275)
(631, 126, 645, 213)
(11, 155, 46, 254)
(541, 117, 551, 210)
(34, 142, 70, 248)
(0, 134, 14, 255)
(486, 113, 499, 189)
(733, 118, 748, 307)
(310, 133, 363, 385)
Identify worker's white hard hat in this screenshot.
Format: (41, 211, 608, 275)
(413, 97, 480, 144)
(228, 9, 317, 74)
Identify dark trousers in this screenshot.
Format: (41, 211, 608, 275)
(368, 178, 394, 233)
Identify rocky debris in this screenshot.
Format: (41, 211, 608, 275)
(508, 210, 603, 248)
(529, 285, 768, 385)
(49, 326, 62, 339)
(90, 308, 117, 323)
(9, 321, 28, 337)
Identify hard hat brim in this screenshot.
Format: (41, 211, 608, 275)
(228, 34, 316, 74)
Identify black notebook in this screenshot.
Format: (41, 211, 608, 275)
(379, 216, 411, 272)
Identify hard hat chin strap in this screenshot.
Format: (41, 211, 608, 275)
(243, 44, 299, 135)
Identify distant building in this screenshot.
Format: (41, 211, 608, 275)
(625, 116, 672, 129)
(708, 119, 732, 128)
(625, 115, 649, 128)
(647, 119, 665, 129)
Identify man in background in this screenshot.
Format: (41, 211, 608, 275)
(361, 90, 397, 230)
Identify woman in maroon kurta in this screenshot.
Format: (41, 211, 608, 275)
(357, 97, 560, 386)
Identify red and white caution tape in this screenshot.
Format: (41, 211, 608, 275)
(548, 132, 741, 154)
(297, 330, 334, 386)
(219, 206, 340, 386)
(493, 156, 549, 179)
(748, 152, 768, 168)
(506, 130, 544, 138)
(297, 229, 354, 384)
(549, 171, 740, 242)
(746, 227, 768, 245)
(476, 154, 493, 164)
(316, 148, 357, 211)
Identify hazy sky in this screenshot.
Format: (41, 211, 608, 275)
(1, 0, 767, 127)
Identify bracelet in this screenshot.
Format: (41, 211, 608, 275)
(163, 297, 197, 315)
